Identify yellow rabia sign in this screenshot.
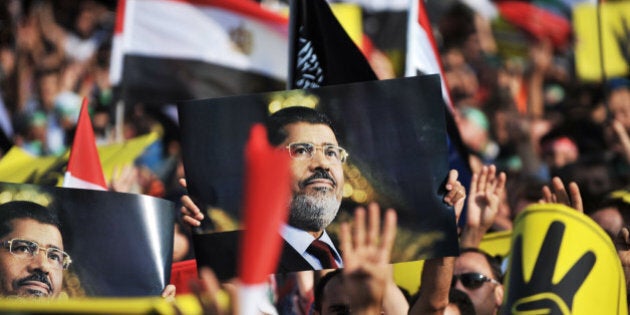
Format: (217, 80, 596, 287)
(502, 203, 627, 314)
(574, 1, 630, 81)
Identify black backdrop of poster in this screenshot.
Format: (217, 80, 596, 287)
(178, 75, 459, 277)
(0, 182, 175, 297)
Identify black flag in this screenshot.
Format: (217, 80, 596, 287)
(287, 0, 378, 89)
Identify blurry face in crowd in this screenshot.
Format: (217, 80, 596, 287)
(455, 107, 490, 155)
(281, 122, 344, 234)
(453, 252, 503, 315)
(38, 72, 59, 112)
(316, 274, 351, 315)
(457, 113, 489, 154)
(0, 219, 64, 298)
(590, 207, 623, 239)
(609, 88, 630, 130)
(443, 49, 479, 103)
(571, 164, 612, 200)
(541, 137, 579, 170)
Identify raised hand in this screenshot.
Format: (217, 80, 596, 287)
(539, 177, 583, 212)
(461, 165, 506, 248)
(443, 169, 467, 223)
(339, 202, 397, 315)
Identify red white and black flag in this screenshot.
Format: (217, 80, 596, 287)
(110, 0, 289, 105)
(288, 0, 377, 89)
(405, 0, 452, 108)
(405, 0, 472, 202)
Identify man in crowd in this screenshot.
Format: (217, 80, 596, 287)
(0, 200, 70, 298)
(453, 165, 507, 315)
(452, 248, 504, 315)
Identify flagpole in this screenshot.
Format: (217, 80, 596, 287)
(287, 0, 299, 90)
(115, 99, 125, 143)
(597, 0, 606, 82)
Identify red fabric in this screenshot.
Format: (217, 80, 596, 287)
(497, 1, 571, 49)
(65, 98, 107, 189)
(408, 0, 454, 110)
(169, 259, 198, 294)
(114, 0, 126, 34)
(238, 124, 291, 285)
(167, 0, 289, 25)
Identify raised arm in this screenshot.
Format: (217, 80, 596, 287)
(189, 267, 238, 315)
(410, 169, 468, 315)
(339, 202, 399, 315)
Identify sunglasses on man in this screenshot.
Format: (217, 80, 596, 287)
(452, 272, 500, 290)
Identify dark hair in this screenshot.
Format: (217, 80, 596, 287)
(449, 288, 477, 315)
(0, 201, 61, 238)
(265, 106, 336, 146)
(313, 269, 343, 313)
(460, 247, 503, 283)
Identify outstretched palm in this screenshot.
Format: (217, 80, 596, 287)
(466, 165, 506, 231)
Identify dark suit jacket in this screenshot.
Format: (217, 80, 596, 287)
(193, 230, 314, 281)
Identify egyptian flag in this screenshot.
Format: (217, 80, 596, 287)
(110, 0, 289, 105)
(287, 0, 377, 89)
(405, 0, 472, 214)
(63, 98, 108, 190)
(405, 0, 452, 109)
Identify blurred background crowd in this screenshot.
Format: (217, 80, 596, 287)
(0, 0, 630, 264)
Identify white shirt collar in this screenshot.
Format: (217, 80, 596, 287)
(280, 224, 343, 269)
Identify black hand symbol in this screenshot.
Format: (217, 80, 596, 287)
(503, 221, 596, 315)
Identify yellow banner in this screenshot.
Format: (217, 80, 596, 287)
(279, 3, 363, 49)
(393, 230, 512, 295)
(574, 2, 630, 81)
(0, 293, 231, 314)
(479, 230, 512, 258)
(0, 133, 158, 186)
(503, 203, 627, 314)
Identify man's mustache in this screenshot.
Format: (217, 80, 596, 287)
(300, 168, 336, 188)
(17, 270, 52, 293)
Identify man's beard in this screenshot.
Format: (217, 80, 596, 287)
(288, 189, 341, 232)
(14, 270, 53, 298)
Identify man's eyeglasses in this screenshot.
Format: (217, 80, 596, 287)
(1, 239, 72, 270)
(285, 142, 349, 164)
(452, 272, 500, 290)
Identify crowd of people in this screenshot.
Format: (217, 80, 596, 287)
(1, 0, 630, 314)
